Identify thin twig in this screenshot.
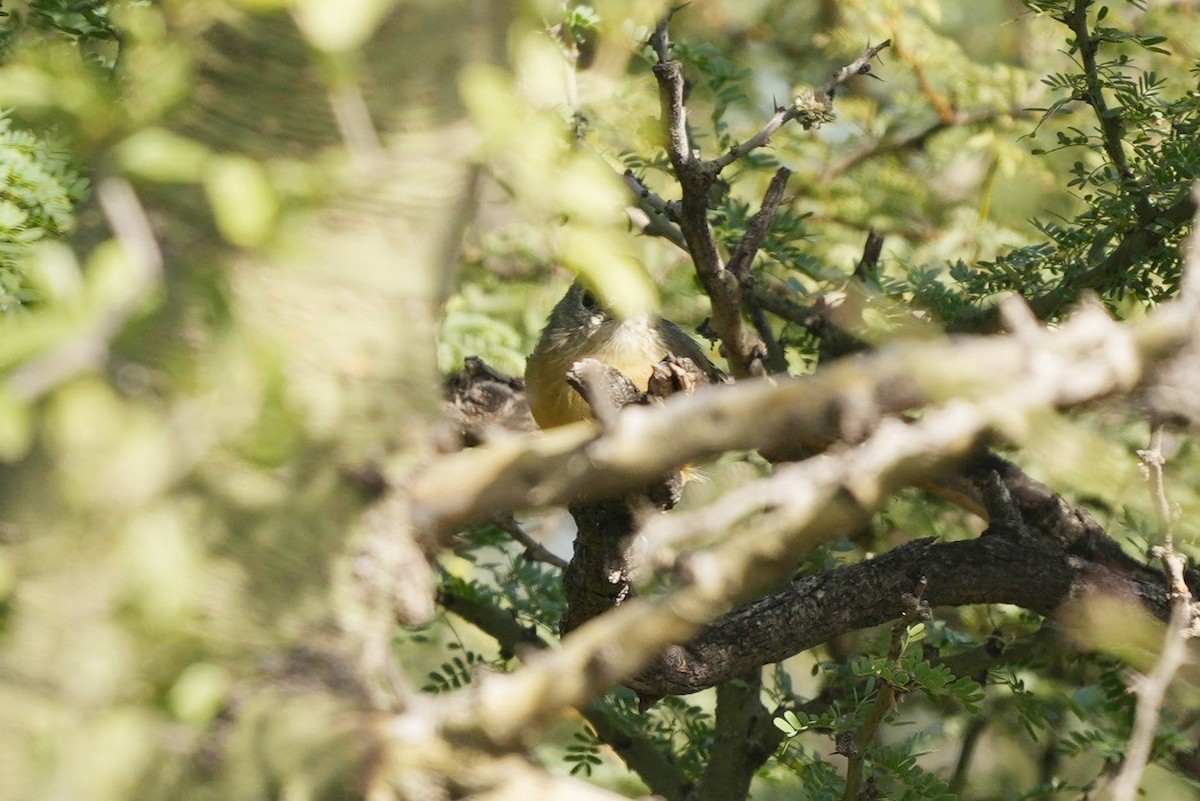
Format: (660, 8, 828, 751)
(743, 278, 826, 335)
(622, 170, 688, 249)
(823, 109, 1015, 181)
(948, 718, 989, 796)
(622, 170, 679, 222)
(1107, 600, 1192, 801)
(822, 39, 892, 100)
(713, 40, 891, 171)
(1136, 426, 1176, 547)
(496, 514, 569, 570)
(1061, 0, 1135, 183)
(891, 32, 956, 124)
(749, 303, 789, 374)
(1109, 428, 1197, 801)
(842, 580, 928, 801)
(727, 167, 792, 280)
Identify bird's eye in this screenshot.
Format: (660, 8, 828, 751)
(579, 290, 598, 311)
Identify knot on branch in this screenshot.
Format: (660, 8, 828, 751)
(648, 353, 721, 400)
(443, 356, 535, 447)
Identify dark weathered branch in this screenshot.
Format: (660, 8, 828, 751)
(581, 702, 694, 800)
(644, 12, 889, 381)
(438, 584, 546, 660)
(560, 499, 643, 635)
(742, 276, 827, 335)
(724, 167, 794, 375)
(621, 169, 690, 249)
(727, 167, 792, 281)
(421, 206, 1200, 735)
(437, 403, 1187, 716)
(559, 356, 701, 634)
(853, 229, 885, 282)
(495, 514, 568, 571)
(622, 169, 680, 223)
(690, 672, 778, 801)
(843, 582, 929, 801)
(442, 355, 536, 448)
(429, 317, 1190, 747)
(748, 303, 789, 374)
(652, 30, 693, 175)
(628, 532, 1171, 697)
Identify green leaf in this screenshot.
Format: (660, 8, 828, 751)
(203, 155, 279, 248)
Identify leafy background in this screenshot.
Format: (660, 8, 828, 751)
(0, 1, 1197, 800)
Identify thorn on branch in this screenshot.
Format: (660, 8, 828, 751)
(833, 731, 858, 759)
(650, 4, 689, 63)
(823, 39, 892, 101)
(443, 356, 536, 448)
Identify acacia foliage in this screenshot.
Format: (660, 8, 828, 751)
(0, 2, 1197, 801)
(443, 1, 1200, 799)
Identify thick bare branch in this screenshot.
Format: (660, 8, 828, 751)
(411, 300, 1193, 539)
(428, 386, 1181, 740)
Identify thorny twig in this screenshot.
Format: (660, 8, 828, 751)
(713, 39, 892, 171)
(841, 578, 929, 801)
(1110, 427, 1198, 801)
(647, 10, 888, 379)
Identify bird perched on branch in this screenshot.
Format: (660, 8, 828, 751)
(525, 282, 726, 429)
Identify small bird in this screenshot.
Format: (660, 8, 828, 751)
(524, 282, 725, 429)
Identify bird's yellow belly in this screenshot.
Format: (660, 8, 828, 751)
(525, 319, 668, 429)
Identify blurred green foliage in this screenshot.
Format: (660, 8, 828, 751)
(1, 0, 1199, 800)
